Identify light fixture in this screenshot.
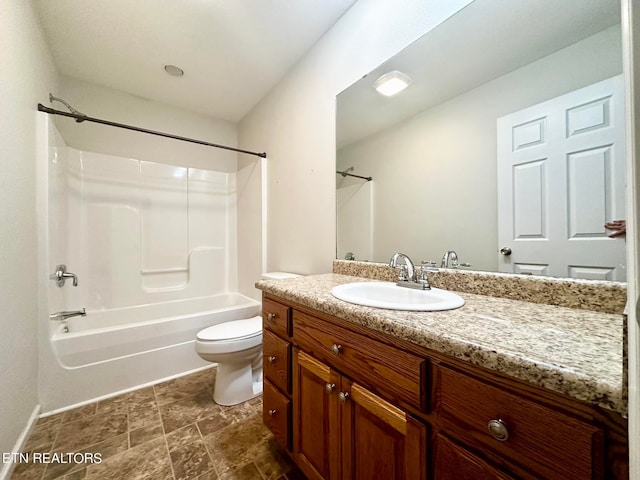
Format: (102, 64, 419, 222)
(373, 70, 411, 97)
(163, 64, 184, 77)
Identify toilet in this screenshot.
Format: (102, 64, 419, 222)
(195, 272, 301, 406)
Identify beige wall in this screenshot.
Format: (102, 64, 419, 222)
(55, 76, 239, 172)
(337, 25, 622, 271)
(239, 0, 473, 276)
(0, 0, 58, 464)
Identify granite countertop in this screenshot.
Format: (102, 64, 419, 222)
(256, 273, 626, 414)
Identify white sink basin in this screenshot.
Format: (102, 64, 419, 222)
(331, 281, 465, 311)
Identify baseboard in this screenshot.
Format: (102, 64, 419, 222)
(0, 404, 41, 480)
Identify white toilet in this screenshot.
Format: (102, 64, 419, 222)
(195, 272, 301, 406)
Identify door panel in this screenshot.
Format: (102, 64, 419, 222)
(498, 75, 626, 280)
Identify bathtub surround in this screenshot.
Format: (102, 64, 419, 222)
(10, 368, 302, 480)
(333, 260, 627, 314)
(37, 116, 261, 413)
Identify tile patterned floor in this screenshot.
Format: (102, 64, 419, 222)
(10, 368, 305, 480)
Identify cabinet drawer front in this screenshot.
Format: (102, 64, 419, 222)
(263, 379, 291, 450)
(293, 311, 426, 410)
(437, 366, 602, 480)
(263, 329, 291, 394)
(263, 297, 291, 338)
(434, 434, 515, 480)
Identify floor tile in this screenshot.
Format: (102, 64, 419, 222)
(15, 367, 307, 480)
(154, 377, 211, 406)
(129, 424, 164, 448)
(160, 390, 220, 434)
(60, 404, 98, 424)
(166, 424, 202, 453)
(64, 469, 87, 479)
(254, 437, 297, 480)
(23, 419, 61, 452)
(9, 462, 47, 480)
(128, 403, 161, 431)
(84, 437, 172, 480)
(202, 414, 271, 477)
(217, 463, 263, 480)
(170, 439, 214, 480)
(53, 412, 127, 452)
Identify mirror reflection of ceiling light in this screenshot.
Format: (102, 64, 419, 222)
(373, 70, 411, 96)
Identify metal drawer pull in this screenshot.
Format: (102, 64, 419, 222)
(331, 343, 343, 355)
(487, 419, 509, 441)
(268, 409, 277, 416)
(338, 392, 350, 403)
(267, 313, 277, 321)
(267, 356, 276, 364)
(325, 383, 336, 393)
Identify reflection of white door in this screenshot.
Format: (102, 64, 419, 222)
(497, 75, 626, 280)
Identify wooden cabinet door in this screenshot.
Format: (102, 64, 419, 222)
(292, 348, 341, 480)
(340, 379, 427, 480)
(433, 434, 515, 480)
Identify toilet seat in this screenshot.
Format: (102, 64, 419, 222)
(197, 316, 262, 342)
(195, 316, 262, 355)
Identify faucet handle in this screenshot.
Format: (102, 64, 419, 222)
(396, 265, 408, 281)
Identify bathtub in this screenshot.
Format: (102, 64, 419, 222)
(52, 293, 261, 368)
(39, 293, 260, 413)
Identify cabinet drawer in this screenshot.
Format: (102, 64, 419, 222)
(437, 366, 603, 480)
(263, 297, 291, 338)
(263, 329, 291, 394)
(293, 310, 426, 410)
(434, 434, 515, 480)
(263, 379, 291, 450)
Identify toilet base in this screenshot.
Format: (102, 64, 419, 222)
(212, 357, 263, 406)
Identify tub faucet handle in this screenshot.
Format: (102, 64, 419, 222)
(50, 264, 79, 287)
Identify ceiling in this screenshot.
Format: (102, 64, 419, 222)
(337, 0, 621, 149)
(35, 0, 357, 123)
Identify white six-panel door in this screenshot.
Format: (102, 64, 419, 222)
(497, 75, 626, 280)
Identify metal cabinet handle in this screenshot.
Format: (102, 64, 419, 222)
(267, 356, 276, 364)
(338, 391, 350, 403)
(325, 383, 336, 393)
(487, 419, 509, 441)
(268, 409, 277, 416)
(267, 313, 277, 321)
(331, 344, 343, 355)
(499, 247, 512, 256)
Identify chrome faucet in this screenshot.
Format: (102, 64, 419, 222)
(440, 250, 471, 269)
(389, 253, 437, 290)
(49, 264, 79, 287)
(49, 308, 86, 321)
(389, 253, 416, 281)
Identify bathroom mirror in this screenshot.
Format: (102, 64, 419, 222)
(336, 0, 626, 281)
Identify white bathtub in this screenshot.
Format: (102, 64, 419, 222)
(38, 293, 260, 413)
(52, 293, 261, 368)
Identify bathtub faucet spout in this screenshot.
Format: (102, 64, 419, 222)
(50, 308, 86, 321)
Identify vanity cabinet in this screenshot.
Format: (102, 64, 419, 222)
(262, 297, 293, 449)
(293, 347, 427, 480)
(261, 293, 628, 480)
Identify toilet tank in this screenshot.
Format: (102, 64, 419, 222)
(261, 272, 302, 280)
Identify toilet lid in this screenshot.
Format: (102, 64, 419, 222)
(197, 316, 262, 342)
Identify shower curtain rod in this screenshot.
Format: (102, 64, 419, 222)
(37, 103, 267, 158)
(336, 170, 372, 181)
